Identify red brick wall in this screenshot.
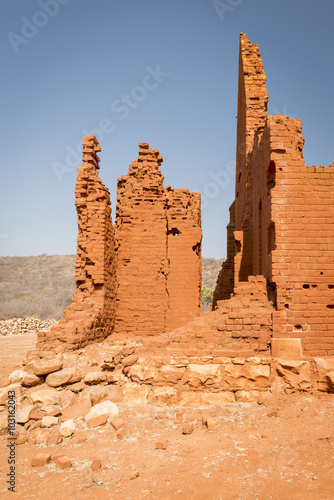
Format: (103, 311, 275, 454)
(214, 33, 334, 357)
(165, 187, 202, 331)
(269, 116, 334, 355)
(115, 143, 202, 336)
(38, 136, 117, 351)
(235, 33, 269, 283)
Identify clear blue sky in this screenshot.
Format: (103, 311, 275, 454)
(1, 0, 333, 258)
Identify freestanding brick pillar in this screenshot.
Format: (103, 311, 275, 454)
(115, 143, 202, 336)
(37, 136, 117, 351)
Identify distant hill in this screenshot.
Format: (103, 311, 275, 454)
(0, 255, 224, 320)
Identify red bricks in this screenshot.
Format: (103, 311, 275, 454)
(37, 136, 117, 352)
(31, 453, 51, 467)
(56, 456, 72, 469)
(211, 33, 334, 358)
(115, 143, 201, 336)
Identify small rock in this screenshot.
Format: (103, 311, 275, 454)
(202, 412, 213, 426)
(56, 456, 72, 469)
(91, 459, 101, 470)
(69, 381, 85, 393)
(113, 354, 121, 365)
(156, 439, 169, 450)
(0, 414, 8, 435)
(86, 414, 108, 428)
(16, 435, 27, 445)
(41, 416, 58, 428)
(122, 355, 138, 368)
(9, 370, 28, 383)
(91, 361, 98, 367)
(61, 390, 77, 408)
(206, 418, 215, 431)
(31, 453, 51, 467)
(29, 421, 42, 432)
(267, 410, 279, 418)
(122, 346, 135, 357)
(29, 389, 59, 405)
(101, 362, 114, 371)
(29, 411, 47, 420)
(47, 409, 62, 417)
(16, 405, 34, 424)
(60, 419, 75, 437)
(84, 372, 107, 385)
(22, 374, 43, 387)
(46, 432, 62, 446)
(0, 388, 9, 406)
(130, 471, 139, 480)
(33, 430, 49, 444)
(182, 423, 195, 435)
(32, 358, 63, 377)
(110, 418, 125, 431)
(90, 386, 123, 406)
(0, 378, 10, 388)
(45, 368, 81, 388)
(86, 401, 119, 421)
(117, 428, 126, 440)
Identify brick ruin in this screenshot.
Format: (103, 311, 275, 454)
(37, 136, 117, 351)
(38, 141, 202, 351)
(35, 33, 334, 402)
(115, 143, 202, 336)
(212, 33, 334, 358)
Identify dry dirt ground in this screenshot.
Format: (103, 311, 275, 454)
(1, 335, 334, 500)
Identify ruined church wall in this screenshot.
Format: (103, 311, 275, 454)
(115, 144, 202, 337)
(37, 136, 117, 351)
(165, 188, 202, 331)
(234, 33, 269, 283)
(268, 116, 334, 356)
(115, 145, 168, 336)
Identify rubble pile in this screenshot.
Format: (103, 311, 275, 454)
(0, 318, 57, 336)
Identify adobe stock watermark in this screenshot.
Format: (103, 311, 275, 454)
(198, 160, 235, 211)
(52, 64, 170, 182)
(213, 0, 243, 22)
(7, 0, 71, 54)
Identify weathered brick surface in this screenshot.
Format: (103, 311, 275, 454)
(115, 143, 201, 336)
(37, 136, 117, 351)
(213, 33, 334, 357)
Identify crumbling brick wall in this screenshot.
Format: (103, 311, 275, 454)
(115, 143, 202, 336)
(234, 33, 269, 284)
(37, 136, 117, 351)
(165, 187, 202, 331)
(213, 33, 334, 357)
(268, 116, 334, 356)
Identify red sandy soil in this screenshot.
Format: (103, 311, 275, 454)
(0, 335, 334, 500)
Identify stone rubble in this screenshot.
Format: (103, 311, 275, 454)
(0, 317, 57, 336)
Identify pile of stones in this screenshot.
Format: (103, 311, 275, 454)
(0, 317, 57, 336)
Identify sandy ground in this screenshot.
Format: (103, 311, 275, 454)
(0, 335, 334, 500)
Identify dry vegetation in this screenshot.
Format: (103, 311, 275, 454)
(0, 255, 76, 320)
(0, 255, 224, 320)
